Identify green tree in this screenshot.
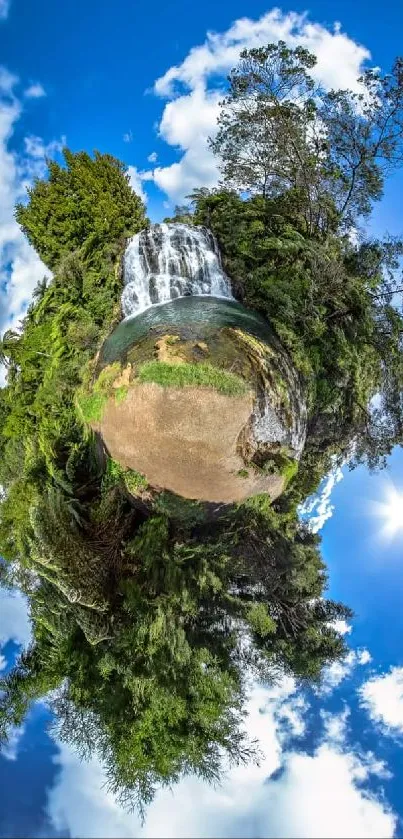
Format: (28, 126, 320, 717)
(191, 188, 403, 469)
(16, 149, 146, 270)
(211, 42, 403, 233)
(0, 502, 350, 814)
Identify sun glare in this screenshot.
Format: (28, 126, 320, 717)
(369, 483, 403, 543)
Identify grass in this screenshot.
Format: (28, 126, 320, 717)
(137, 361, 248, 397)
(115, 385, 129, 404)
(94, 362, 122, 394)
(77, 392, 108, 423)
(124, 469, 148, 495)
(154, 491, 205, 525)
(101, 458, 148, 495)
(280, 457, 298, 487)
(77, 363, 129, 424)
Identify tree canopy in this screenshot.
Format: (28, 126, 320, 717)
(210, 41, 403, 233)
(187, 189, 403, 471)
(16, 149, 145, 270)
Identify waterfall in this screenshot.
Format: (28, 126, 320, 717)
(121, 223, 233, 318)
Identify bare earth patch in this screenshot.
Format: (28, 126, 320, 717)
(96, 382, 284, 503)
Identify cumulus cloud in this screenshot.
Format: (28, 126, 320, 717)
(0, 589, 31, 648)
(0, 66, 18, 94)
(357, 649, 372, 666)
(147, 9, 371, 202)
(318, 647, 372, 696)
(299, 464, 344, 532)
(127, 165, 148, 204)
(0, 71, 63, 349)
(331, 619, 352, 636)
(1, 723, 25, 761)
(24, 82, 46, 99)
(147, 151, 158, 163)
(259, 744, 395, 838)
(44, 671, 396, 839)
(321, 706, 350, 744)
(359, 666, 403, 735)
(150, 87, 221, 201)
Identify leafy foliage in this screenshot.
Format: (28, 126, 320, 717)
(211, 42, 403, 233)
(16, 149, 145, 270)
(189, 189, 403, 471)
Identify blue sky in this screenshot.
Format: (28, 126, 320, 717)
(1, 0, 403, 836)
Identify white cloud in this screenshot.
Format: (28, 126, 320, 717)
(259, 744, 395, 838)
(331, 619, 352, 636)
(147, 151, 158, 163)
(1, 723, 25, 761)
(147, 10, 371, 202)
(151, 87, 220, 202)
(45, 672, 396, 839)
(123, 131, 133, 143)
(318, 647, 372, 696)
(319, 650, 357, 695)
(0, 0, 9, 20)
(357, 649, 372, 666)
(23, 133, 64, 165)
(0, 66, 18, 94)
(127, 165, 148, 204)
(24, 82, 46, 99)
(321, 706, 350, 744)
(359, 666, 403, 735)
(154, 11, 369, 98)
(0, 589, 31, 648)
(0, 73, 63, 347)
(299, 464, 344, 533)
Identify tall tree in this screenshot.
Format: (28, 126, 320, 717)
(211, 42, 403, 234)
(16, 149, 146, 269)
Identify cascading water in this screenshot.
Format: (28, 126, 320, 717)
(121, 223, 233, 318)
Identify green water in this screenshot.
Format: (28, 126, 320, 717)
(100, 296, 277, 366)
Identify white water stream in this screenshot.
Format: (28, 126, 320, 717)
(121, 223, 233, 318)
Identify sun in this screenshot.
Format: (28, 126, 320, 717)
(369, 482, 403, 543)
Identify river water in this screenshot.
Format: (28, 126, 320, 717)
(100, 295, 278, 366)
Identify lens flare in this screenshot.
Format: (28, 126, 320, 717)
(369, 482, 403, 543)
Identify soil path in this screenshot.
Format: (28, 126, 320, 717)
(97, 383, 284, 503)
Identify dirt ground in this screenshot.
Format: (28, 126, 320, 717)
(97, 382, 285, 504)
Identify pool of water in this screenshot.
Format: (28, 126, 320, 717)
(100, 296, 278, 366)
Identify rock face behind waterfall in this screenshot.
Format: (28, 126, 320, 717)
(122, 223, 233, 317)
(85, 225, 307, 505)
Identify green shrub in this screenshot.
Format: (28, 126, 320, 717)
(115, 385, 129, 404)
(77, 392, 108, 424)
(124, 469, 148, 495)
